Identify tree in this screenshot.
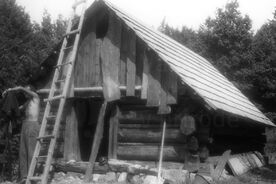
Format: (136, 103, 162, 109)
(0, 0, 36, 90)
(198, 0, 254, 91)
(251, 10, 276, 121)
(0, 0, 67, 92)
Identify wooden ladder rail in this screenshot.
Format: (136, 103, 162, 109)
(26, 1, 87, 184)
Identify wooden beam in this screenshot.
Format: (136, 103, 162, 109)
(157, 120, 166, 184)
(141, 49, 149, 99)
(37, 86, 142, 94)
(125, 29, 136, 96)
(84, 101, 108, 181)
(158, 64, 171, 114)
(113, 109, 119, 159)
(108, 106, 120, 159)
(166, 69, 177, 104)
(64, 101, 81, 161)
(135, 39, 145, 87)
(146, 51, 161, 106)
(101, 12, 121, 101)
(211, 150, 231, 181)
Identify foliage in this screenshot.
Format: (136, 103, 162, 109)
(0, 0, 67, 92)
(198, 0, 254, 91)
(0, 0, 35, 90)
(251, 10, 276, 121)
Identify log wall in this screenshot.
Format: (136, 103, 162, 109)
(115, 104, 188, 162)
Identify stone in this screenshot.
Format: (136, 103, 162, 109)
(92, 174, 102, 182)
(162, 169, 188, 184)
(100, 172, 117, 182)
(128, 174, 144, 184)
(143, 175, 164, 184)
(118, 172, 128, 182)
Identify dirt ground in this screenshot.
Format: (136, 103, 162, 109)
(1, 165, 276, 184)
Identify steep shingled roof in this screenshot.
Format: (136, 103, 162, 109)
(88, 0, 274, 126)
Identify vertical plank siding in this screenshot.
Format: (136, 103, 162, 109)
(135, 39, 145, 98)
(100, 12, 121, 101)
(73, 10, 178, 108)
(146, 51, 162, 106)
(119, 26, 128, 87)
(141, 49, 149, 100)
(125, 29, 136, 96)
(158, 63, 170, 114)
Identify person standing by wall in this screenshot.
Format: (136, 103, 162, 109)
(2, 85, 40, 182)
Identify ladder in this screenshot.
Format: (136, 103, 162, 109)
(26, 1, 87, 183)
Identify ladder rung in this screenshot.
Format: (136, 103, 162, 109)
(46, 115, 56, 121)
(36, 155, 47, 163)
(28, 176, 42, 181)
(55, 79, 66, 84)
(55, 61, 72, 68)
(44, 95, 65, 102)
(64, 29, 80, 37)
(72, 0, 86, 9)
(63, 46, 73, 50)
(37, 135, 55, 141)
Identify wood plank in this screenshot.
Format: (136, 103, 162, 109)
(100, 12, 121, 101)
(166, 68, 177, 104)
(146, 51, 161, 106)
(64, 101, 81, 161)
(119, 26, 127, 87)
(211, 150, 231, 181)
(108, 106, 120, 159)
(126, 29, 136, 96)
(84, 101, 108, 181)
(141, 48, 149, 99)
(64, 102, 81, 161)
(158, 63, 171, 114)
(135, 39, 145, 87)
(92, 39, 102, 87)
(227, 152, 264, 176)
(108, 113, 115, 159)
(113, 107, 119, 159)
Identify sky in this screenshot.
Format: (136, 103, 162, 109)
(16, 0, 276, 32)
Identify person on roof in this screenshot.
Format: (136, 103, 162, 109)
(2, 85, 40, 182)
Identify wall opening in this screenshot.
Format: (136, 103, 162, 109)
(75, 98, 109, 161)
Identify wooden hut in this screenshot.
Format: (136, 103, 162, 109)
(34, 0, 275, 164)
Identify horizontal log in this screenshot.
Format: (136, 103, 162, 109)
(119, 118, 162, 124)
(37, 86, 142, 94)
(119, 123, 179, 129)
(54, 160, 157, 175)
(118, 128, 186, 143)
(54, 161, 108, 174)
(117, 143, 187, 161)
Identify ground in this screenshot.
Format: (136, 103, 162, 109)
(1, 165, 276, 184)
